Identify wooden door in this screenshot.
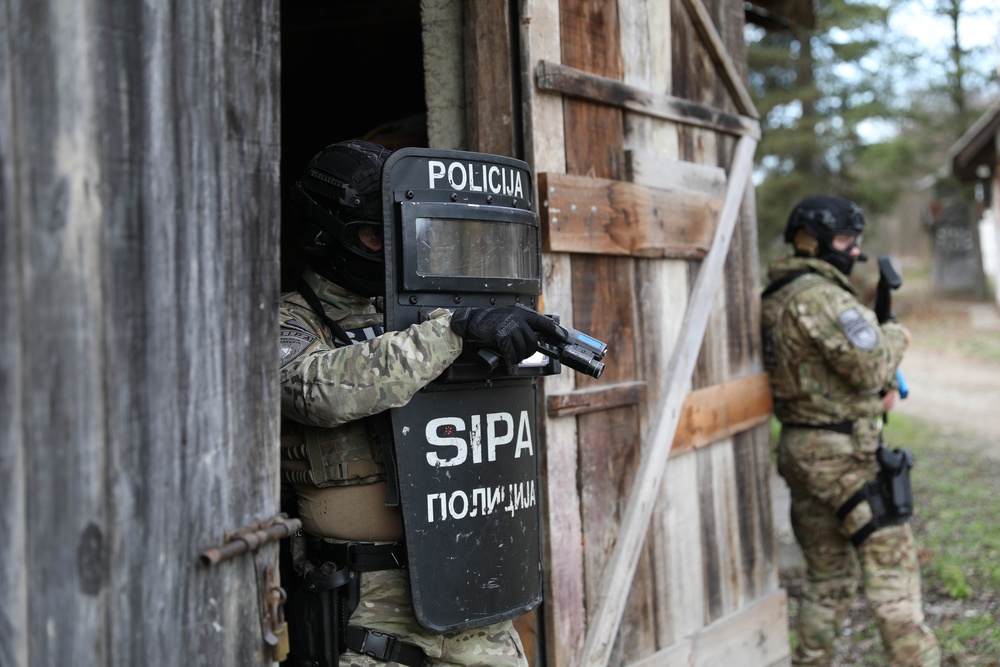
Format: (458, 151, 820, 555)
(0, 2, 283, 665)
(518, 1, 788, 666)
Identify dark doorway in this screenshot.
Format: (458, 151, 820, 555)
(280, 1, 427, 290)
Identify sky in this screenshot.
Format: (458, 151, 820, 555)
(854, 0, 1000, 142)
(890, 0, 999, 73)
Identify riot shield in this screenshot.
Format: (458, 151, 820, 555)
(380, 148, 556, 632)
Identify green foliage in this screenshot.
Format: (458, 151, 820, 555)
(886, 414, 1000, 596)
(747, 0, 905, 255)
(851, 136, 920, 211)
(748, 0, 1000, 268)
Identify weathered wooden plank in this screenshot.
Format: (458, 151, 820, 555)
(1, 2, 281, 666)
(539, 172, 722, 258)
(629, 588, 790, 667)
(535, 59, 760, 139)
(692, 589, 790, 667)
(521, 2, 578, 664)
(619, 0, 654, 149)
(620, 0, 680, 159)
(669, 373, 773, 457)
(0, 39, 27, 654)
(734, 425, 781, 602)
(650, 453, 705, 645)
(733, 429, 765, 603)
(574, 257, 643, 649)
(678, 0, 759, 118)
(703, 441, 745, 621)
(697, 447, 724, 620)
(560, 0, 624, 182)
(634, 258, 689, 430)
(464, 0, 519, 156)
(546, 372, 770, 443)
(520, 0, 566, 177)
(608, 540, 659, 666)
(547, 381, 647, 418)
(636, 254, 694, 651)
(538, 254, 587, 667)
(723, 175, 765, 377)
(626, 150, 727, 197)
(628, 637, 692, 667)
(579, 135, 758, 667)
(558, 2, 659, 661)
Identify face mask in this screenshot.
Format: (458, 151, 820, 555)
(820, 250, 857, 277)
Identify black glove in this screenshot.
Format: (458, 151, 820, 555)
(450, 306, 566, 367)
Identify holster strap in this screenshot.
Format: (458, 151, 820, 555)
(783, 420, 854, 435)
(345, 626, 425, 666)
(835, 487, 866, 521)
(835, 479, 908, 547)
(305, 533, 408, 571)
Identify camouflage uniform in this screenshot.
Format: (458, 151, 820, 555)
(761, 256, 940, 667)
(280, 269, 528, 667)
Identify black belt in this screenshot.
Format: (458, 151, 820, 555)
(782, 420, 855, 435)
(304, 532, 408, 571)
(346, 626, 425, 666)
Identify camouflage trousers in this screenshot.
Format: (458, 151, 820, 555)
(342, 568, 528, 667)
(777, 423, 940, 667)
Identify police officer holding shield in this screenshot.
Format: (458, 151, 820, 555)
(761, 195, 940, 666)
(278, 140, 565, 667)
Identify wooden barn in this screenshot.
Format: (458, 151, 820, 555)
(2, 1, 796, 666)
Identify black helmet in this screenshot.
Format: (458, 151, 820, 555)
(293, 140, 392, 296)
(784, 195, 867, 275)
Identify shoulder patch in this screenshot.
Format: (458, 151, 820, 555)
(280, 328, 318, 367)
(837, 308, 877, 351)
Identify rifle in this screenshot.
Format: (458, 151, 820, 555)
(875, 255, 908, 399)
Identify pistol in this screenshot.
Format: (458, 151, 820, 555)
(536, 322, 608, 379)
(475, 306, 610, 379)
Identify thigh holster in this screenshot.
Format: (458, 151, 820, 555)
(836, 445, 915, 547)
(286, 533, 425, 667)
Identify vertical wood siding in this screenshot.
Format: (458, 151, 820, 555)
(521, 0, 785, 665)
(0, 2, 281, 665)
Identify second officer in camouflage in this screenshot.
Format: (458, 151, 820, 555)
(761, 195, 940, 667)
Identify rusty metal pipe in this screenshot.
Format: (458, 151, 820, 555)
(200, 514, 302, 566)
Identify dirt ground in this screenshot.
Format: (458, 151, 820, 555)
(893, 298, 1000, 452)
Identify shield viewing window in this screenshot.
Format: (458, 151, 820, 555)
(398, 201, 540, 294)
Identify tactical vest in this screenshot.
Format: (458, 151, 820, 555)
(761, 269, 823, 399)
(280, 418, 386, 488)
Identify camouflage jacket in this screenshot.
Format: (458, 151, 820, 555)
(279, 270, 464, 429)
(761, 256, 907, 425)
